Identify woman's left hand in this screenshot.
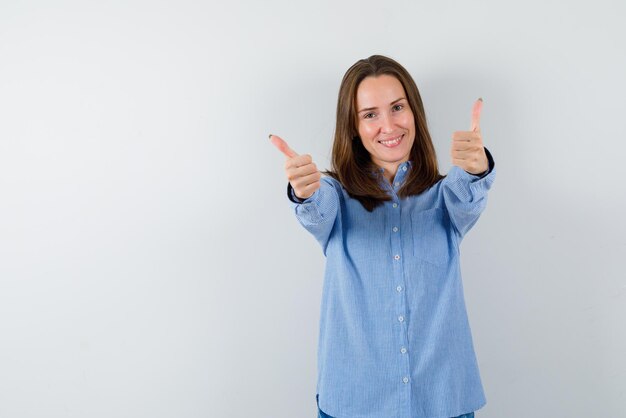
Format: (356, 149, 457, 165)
(450, 98, 489, 175)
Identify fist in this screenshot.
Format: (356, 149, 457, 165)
(270, 134, 321, 200)
(451, 98, 489, 175)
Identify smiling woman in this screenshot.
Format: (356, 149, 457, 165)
(323, 55, 451, 212)
(355, 74, 416, 182)
(271, 54, 495, 418)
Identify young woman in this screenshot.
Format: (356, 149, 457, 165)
(271, 55, 495, 418)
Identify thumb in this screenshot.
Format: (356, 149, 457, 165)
(269, 134, 299, 158)
(471, 98, 483, 132)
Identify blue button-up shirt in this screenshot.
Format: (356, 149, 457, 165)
(287, 149, 496, 418)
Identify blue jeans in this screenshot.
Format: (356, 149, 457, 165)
(316, 394, 474, 418)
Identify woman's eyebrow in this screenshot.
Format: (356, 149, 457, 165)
(358, 97, 406, 113)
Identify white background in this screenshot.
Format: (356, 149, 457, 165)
(1, 1, 625, 417)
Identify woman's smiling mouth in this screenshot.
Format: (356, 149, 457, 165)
(378, 134, 404, 148)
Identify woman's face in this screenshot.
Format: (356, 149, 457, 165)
(355, 74, 415, 174)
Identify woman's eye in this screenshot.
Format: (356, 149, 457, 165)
(393, 104, 404, 111)
(364, 113, 375, 119)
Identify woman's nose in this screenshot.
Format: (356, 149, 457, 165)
(380, 112, 394, 133)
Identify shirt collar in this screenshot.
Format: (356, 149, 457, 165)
(370, 160, 413, 175)
(370, 161, 412, 190)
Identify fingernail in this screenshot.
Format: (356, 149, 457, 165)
(268, 133, 273, 139)
(478, 97, 483, 102)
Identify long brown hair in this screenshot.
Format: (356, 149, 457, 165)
(322, 55, 444, 212)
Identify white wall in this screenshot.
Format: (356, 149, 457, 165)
(0, 1, 624, 417)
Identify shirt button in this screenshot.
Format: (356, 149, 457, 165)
(392, 226, 398, 232)
(394, 254, 400, 260)
(394, 182, 400, 187)
(398, 315, 404, 322)
(401, 347, 407, 354)
(403, 377, 409, 383)
(402, 166, 407, 171)
(396, 285, 402, 292)
(392, 203, 398, 208)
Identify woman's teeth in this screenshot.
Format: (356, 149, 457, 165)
(379, 135, 403, 147)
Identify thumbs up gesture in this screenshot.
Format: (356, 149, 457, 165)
(270, 134, 322, 200)
(450, 98, 489, 175)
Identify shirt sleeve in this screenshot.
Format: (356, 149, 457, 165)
(441, 147, 496, 239)
(286, 177, 340, 254)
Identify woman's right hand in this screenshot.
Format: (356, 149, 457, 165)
(270, 134, 321, 200)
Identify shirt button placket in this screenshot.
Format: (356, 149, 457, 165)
(388, 163, 411, 415)
(389, 195, 410, 400)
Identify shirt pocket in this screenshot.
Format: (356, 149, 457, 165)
(410, 207, 454, 266)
